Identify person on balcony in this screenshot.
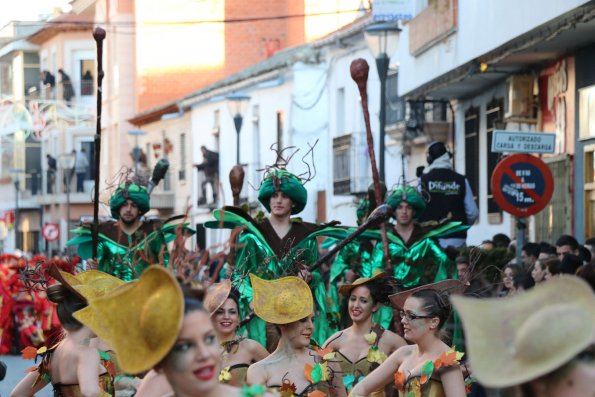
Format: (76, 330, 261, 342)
(46, 154, 57, 194)
(74, 149, 89, 193)
(58, 69, 74, 104)
(194, 146, 219, 206)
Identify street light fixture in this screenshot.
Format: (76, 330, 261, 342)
(59, 153, 76, 242)
(226, 93, 251, 165)
(364, 22, 401, 182)
(128, 129, 147, 175)
(9, 168, 25, 251)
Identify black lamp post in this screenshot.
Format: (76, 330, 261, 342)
(59, 153, 76, 242)
(364, 23, 401, 182)
(226, 93, 251, 165)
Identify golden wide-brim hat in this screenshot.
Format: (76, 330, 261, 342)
(74, 266, 184, 374)
(451, 276, 595, 388)
(204, 279, 232, 316)
(388, 279, 467, 309)
(48, 263, 125, 302)
(250, 274, 313, 325)
(338, 270, 386, 297)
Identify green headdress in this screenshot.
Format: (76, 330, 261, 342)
(386, 185, 426, 218)
(109, 182, 150, 219)
(258, 169, 307, 215)
(356, 198, 370, 226)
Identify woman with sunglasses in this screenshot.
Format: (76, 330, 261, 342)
(323, 272, 406, 396)
(204, 280, 269, 386)
(247, 274, 347, 397)
(349, 284, 466, 397)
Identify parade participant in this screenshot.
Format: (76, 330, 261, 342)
(349, 282, 467, 397)
(0, 253, 21, 354)
(323, 272, 406, 396)
(204, 280, 269, 386)
(67, 181, 178, 281)
(246, 274, 347, 397)
(418, 141, 478, 248)
(382, 185, 467, 289)
(75, 266, 274, 397)
(10, 266, 124, 397)
(205, 168, 345, 347)
(451, 276, 595, 397)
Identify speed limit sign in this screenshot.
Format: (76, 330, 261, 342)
(42, 223, 60, 241)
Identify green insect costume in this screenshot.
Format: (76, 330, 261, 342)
(66, 182, 186, 281)
(205, 170, 348, 348)
(329, 186, 467, 329)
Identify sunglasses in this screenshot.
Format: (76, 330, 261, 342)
(399, 310, 434, 322)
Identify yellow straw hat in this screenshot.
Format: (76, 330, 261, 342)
(48, 263, 125, 302)
(204, 279, 232, 316)
(388, 279, 466, 309)
(338, 270, 386, 297)
(451, 276, 595, 388)
(74, 266, 184, 374)
(250, 274, 313, 324)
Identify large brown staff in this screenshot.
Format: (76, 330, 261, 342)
(350, 59, 391, 273)
(92, 27, 106, 259)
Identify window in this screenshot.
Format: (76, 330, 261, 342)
(486, 99, 504, 224)
(179, 133, 186, 181)
(386, 73, 406, 124)
(79, 59, 94, 96)
(336, 87, 345, 133)
(333, 134, 352, 195)
(464, 107, 479, 209)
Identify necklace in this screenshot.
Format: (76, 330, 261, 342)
(220, 337, 245, 356)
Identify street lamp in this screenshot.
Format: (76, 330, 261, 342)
(59, 153, 76, 242)
(128, 129, 146, 174)
(9, 168, 24, 251)
(364, 22, 401, 182)
(226, 93, 251, 165)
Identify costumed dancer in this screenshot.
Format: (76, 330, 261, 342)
(0, 253, 23, 354)
(205, 168, 346, 347)
(204, 280, 269, 386)
(10, 265, 124, 397)
(246, 274, 347, 397)
(75, 266, 275, 397)
(349, 281, 468, 397)
(452, 275, 595, 397)
(67, 181, 185, 281)
(323, 271, 406, 396)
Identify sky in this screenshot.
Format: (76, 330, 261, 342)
(0, 0, 71, 29)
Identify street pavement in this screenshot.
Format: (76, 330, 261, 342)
(0, 355, 52, 397)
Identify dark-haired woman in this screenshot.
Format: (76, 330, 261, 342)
(204, 280, 269, 386)
(11, 269, 123, 397)
(323, 273, 406, 396)
(349, 288, 466, 397)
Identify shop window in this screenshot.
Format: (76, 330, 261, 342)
(486, 99, 504, 224)
(464, 107, 479, 210)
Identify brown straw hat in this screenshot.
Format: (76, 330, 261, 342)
(338, 270, 386, 297)
(250, 274, 313, 324)
(48, 263, 125, 302)
(74, 266, 184, 374)
(204, 279, 232, 317)
(388, 279, 467, 309)
(451, 276, 595, 388)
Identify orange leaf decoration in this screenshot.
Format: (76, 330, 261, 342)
(439, 350, 458, 367)
(420, 374, 428, 385)
(22, 346, 38, 360)
(304, 363, 314, 382)
(104, 360, 116, 378)
(308, 391, 326, 397)
(394, 370, 405, 389)
(279, 380, 297, 397)
(316, 346, 333, 358)
(24, 366, 39, 373)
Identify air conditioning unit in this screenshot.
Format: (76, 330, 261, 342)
(505, 75, 536, 122)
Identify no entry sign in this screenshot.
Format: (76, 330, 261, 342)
(491, 154, 554, 217)
(42, 223, 60, 241)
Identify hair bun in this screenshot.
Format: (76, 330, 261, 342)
(46, 283, 70, 304)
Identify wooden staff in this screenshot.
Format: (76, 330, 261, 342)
(350, 59, 392, 273)
(92, 27, 106, 259)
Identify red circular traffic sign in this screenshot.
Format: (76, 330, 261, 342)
(491, 154, 554, 217)
(42, 223, 60, 241)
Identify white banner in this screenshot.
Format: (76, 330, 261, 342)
(373, 0, 414, 21)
